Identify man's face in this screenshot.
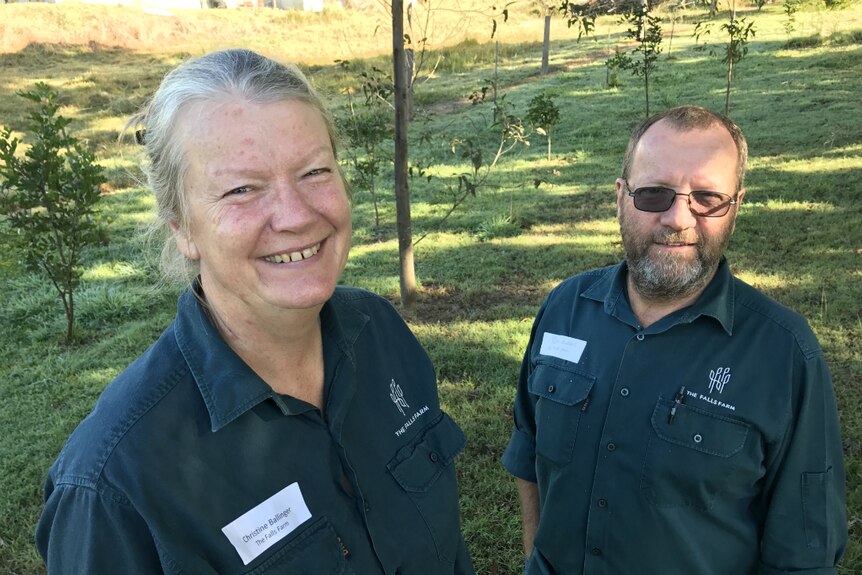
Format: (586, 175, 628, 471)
(616, 120, 745, 302)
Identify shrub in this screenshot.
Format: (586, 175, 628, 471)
(0, 82, 105, 343)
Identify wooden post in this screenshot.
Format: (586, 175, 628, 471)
(541, 14, 551, 75)
(392, 0, 416, 310)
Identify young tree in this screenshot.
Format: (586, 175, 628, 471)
(783, 0, 800, 36)
(336, 64, 393, 235)
(559, 0, 603, 40)
(0, 83, 105, 343)
(693, 0, 756, 115)
(526, 92, 561, 160)
(412, 91, 529, 245)
(609, 0, 664, 117)
(721, 5, 756, 115)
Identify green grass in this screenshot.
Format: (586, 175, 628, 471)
(1, 2, 862, 573)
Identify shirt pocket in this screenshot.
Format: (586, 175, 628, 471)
(528, 361, 595, 466)
(639, 397, 750, 511)
(243, 515, 354, 575)
(387, 411, 466, 564)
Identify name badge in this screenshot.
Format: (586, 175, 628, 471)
(539, 332, 587, 364)
(221, 482, 312, 565)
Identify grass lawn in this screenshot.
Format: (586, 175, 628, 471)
(1, 1, 860, 573)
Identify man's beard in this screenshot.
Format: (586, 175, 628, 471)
(620, 210, 732, 302)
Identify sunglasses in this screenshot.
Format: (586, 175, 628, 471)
(624, 181, 738, 217)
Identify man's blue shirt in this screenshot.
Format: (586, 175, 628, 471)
(503, 259, 846, 574)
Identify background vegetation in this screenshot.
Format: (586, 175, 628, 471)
(1, 0, 860, 573)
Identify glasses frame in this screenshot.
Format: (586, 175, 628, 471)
(623, 180, 738, 218)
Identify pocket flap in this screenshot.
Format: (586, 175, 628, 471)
(650, 399, 749, 458)
(528, 361, 595, 406)
(387, 412, 465, 493)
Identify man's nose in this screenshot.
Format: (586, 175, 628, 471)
(659, 192, 698, 230)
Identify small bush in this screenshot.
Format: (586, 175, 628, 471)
(475, 214, 520, 241)
(828, 30, 862, 45)
(0, 82, 105, 343)
(784, 34, 825, 48)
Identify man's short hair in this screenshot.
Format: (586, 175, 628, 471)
(621, 105, 748, 192)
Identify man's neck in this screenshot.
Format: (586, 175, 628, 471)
(626, 273, 711, 329)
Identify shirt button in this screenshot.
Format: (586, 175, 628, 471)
(364, 502, 371, 512)
(597, 498, 608, 508)
(606, 442, 616, 451)
(591, 547, 602, 556)
(429, 451, 439, 463)
(548, 385, 555, 393)
(636, 333, 645, 341)
(620, 388, 629, 397)
(693, 434, 703, 444)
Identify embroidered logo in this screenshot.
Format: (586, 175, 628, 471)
(390, 379, 409, 416)
(708, 367, 731, 394)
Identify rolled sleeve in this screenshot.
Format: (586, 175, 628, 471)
(759, 351, 847, 573)
(36, 481, 162, 574)
(502, 428, 537, 482)
(502, 307, 545, 483)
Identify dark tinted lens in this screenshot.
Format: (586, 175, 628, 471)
(690, 191, 732, 215)
(633, 187, 675, 212)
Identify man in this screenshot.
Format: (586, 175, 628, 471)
(502, 105, 847, 574)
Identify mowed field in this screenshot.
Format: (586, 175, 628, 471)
(1, 1, 861, 573)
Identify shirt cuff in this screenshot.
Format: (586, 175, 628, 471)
(502, 429, 537, 482)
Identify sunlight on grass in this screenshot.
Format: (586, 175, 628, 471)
(411, 319, 530, 365)
(347, 239, 399, 258)
(735, 270, 795, 290)
(744, 199, 838, 212)
(86, 116, 125, 134)
(769, 156, 861, 173)
(98, 155, 141, 172)
(82, 261, 143, 281)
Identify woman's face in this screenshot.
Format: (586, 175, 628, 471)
(173, 97, 351, 318)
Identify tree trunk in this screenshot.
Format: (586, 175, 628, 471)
(392, 0, 416, 310)
(406, 48, 415, 121)
(493, 41, 499, 122)
(541, 15, 551, 75)
(725, 58, 733, 115)
(644, 69, 650, 117)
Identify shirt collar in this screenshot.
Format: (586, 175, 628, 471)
(173, 285, 369, 432)
(581, 258, 735, 335)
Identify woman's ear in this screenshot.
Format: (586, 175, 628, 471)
(170, 220, 200, 261)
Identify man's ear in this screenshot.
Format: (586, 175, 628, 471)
(729, 188, 746, 234)
(170, 220, 200, 261)
(615, 178, 626, 220)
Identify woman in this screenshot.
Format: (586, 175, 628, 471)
(36, 49, 474, 575)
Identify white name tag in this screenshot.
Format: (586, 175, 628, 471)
(221, 482, 312, 565)
(539, 333, 587, 364)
